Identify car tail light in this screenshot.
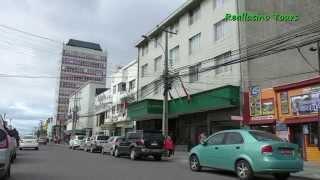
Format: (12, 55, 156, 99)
(0, 136, 8, 149)
(136, 139, 144, 145)
(261, 145, 273, 154)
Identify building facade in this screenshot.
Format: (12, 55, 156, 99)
(66, 82, 106, 138)
(130, 0, 242, 148)
(95, 60, 138, 136)
(236, 0, 320, 162)
(54, 39, 107, 138)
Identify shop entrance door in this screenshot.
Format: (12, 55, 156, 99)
(290, 125, 304, 158)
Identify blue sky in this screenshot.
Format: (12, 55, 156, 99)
(0, 0, 185, 135)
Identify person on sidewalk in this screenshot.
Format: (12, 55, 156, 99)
(164, 135, 175, 159)
(198, 132, 207, 144)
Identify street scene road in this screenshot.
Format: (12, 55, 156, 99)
(10, 145, 310, 180)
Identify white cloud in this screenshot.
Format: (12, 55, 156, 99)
(0, 0, 186, 134)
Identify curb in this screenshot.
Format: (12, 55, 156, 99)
(292, 174, 320, 180)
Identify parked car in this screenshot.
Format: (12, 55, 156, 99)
(189, 130, 303, 180)
(19, 135, 39, 150)
(38, 137, 48, 145)
(83, 137, 91, 152)
(114, 130, 164, 161)
(69, 135, 85, 150)
(101, 136, 124, 155)
(80, 137, 90, 151)
(0, 126, 11, 179)
(7, 130, 17, 163)
(88, 135, 109, 153)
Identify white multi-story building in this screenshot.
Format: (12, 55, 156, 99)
(66, 82, 106, 137)
(137, 0, 240, 100)
(131, 0, 241, 146)
(95, 60, 138, 136)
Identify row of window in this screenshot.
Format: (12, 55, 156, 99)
(141, 49, 232, 83)
(63, 50, 106, 62)
(140, 18, 229, 78)
(62, 66, 105, 76)
(60, 81, 78, 89)
(60, 75, 104, 82)
(62, 57, 106, 69)
(140, 0, 227, 57)
(112, 79, 136, 94)
(58, 97, 69, 105)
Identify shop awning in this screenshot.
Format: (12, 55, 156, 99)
(128, 85, 240, 121)
(249, 119, 276, 125)
(283, 116, 320, 124)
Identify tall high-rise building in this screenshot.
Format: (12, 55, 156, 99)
(54, 39, 107, 136)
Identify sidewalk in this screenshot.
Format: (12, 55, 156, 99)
(293, 161, 320, 180)
(174, 151, 320, 180)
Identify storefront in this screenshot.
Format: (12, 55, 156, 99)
(274, 77, 320, 161)
(129, 85, 240, 147)
(248, 87, 277, 134)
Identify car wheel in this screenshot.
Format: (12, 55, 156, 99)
(274, 173, 290, 180)
(236, 160, 254, 180)
(114, 148, 120, 157)
(35, 147, 39, 150)
(19, 148, 22, 150)
(189, 155, 201, 171)
(72, 146, 76, 150)
(154, 155, 161, 161)
(130, 148, 137, 160)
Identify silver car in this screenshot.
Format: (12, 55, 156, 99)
(0, 127, 11, 179)
(20, 135, 39, 150)
(101, 136, 124, 155)
(69, 135, 85, 150)
(88, 135, 109, 153)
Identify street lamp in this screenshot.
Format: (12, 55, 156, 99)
(142, 28, 177, 136)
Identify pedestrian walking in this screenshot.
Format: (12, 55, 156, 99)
(163, 135, 175, 159)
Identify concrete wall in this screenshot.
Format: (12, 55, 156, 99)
(238, 0, 320, 89)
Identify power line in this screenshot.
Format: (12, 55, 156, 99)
(0, 24, 63, 44)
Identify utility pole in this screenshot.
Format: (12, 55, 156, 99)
(72, 93, 80, 137)
(162, 31, 169, 137)
(142, 28, 176, 137)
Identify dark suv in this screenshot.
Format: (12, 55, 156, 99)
(114, 130, 164, 160)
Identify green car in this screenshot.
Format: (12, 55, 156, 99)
(189, 130, 303, 180)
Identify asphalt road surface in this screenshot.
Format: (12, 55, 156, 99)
(10, 145, 309, 180)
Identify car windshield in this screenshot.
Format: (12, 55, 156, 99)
(249, 131, 283, 142)
(23, 136, 35, 139)
(77, 136, 85, 140)
(97, 136, 108, 140)
(143, 132, 163, 140)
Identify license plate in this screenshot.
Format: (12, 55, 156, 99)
(280, 149, 293, 155)
(151, 143, 158, 146)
